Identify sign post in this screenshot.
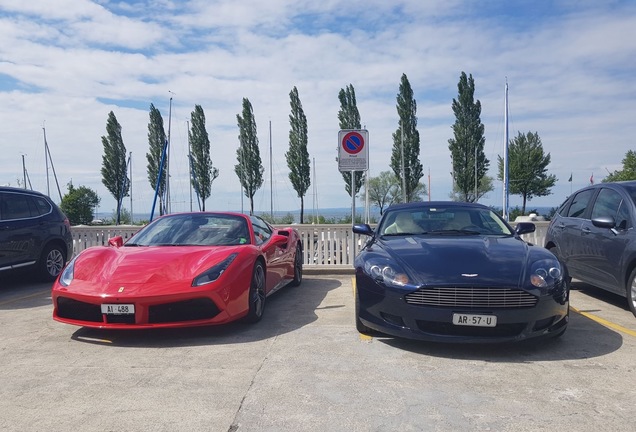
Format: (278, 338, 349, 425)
(338, 130, 369, 224)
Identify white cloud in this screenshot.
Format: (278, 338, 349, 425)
(1, 0, 635, 218)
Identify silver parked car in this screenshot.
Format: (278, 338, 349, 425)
(545, 181, 636, 317)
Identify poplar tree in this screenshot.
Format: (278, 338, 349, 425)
(390, 74, 424, 202)
(146, 103, 167, 215)
(285, 86, 311, 223)
(189, 105, 219, 211)
(497, 131, 556, 214)
(337, 84, 364, 196)
(448, 71, 491, 202)
(235, 98, 264, 215)
(100, 111, 129, 225)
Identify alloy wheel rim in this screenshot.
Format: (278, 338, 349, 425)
(631, 278, 636, 309)
(47, 250, 64, 276)
(252, 266, 265, 317)
(295, 248, 302, 279)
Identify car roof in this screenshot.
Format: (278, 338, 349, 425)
(385, 201, 491, 211)
(570, 180, 636, 195)
(0, 186, 51, 198)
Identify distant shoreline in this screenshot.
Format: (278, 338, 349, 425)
(96, 205, 557, 224)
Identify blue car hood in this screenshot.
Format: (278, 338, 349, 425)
(379, 235, 530, 287)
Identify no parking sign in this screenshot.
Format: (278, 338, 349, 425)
(337, 129, 369, 172)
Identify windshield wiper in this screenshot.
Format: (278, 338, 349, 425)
(382, 232, 427, 236)
(429, 229, 480, 235)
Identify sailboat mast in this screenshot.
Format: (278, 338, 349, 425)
(313, 157, 317, 223)
(187, 120, 192, 212)
(502, 81, 510, 221)
(44, 127, 50, 197)
(22, 155, 27, 189)
(166, 92, 174, 213)
(129, 151, 133, 224)
(269, 120, 273, 219)
(43, 127, 63, 202)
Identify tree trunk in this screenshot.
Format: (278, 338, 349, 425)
(300, 197, 304, 224)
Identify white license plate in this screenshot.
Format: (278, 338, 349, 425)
(452, 313, 497, 327)
(101, 304, 135, 315)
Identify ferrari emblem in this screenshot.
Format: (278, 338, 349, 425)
(118, 287, 125, 293)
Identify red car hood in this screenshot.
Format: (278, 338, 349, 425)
(73, 245, 241, 285)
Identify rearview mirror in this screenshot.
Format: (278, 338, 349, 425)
(108, 236, 124, 248)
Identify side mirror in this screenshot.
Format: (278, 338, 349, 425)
(515, 222, 536, 235)
(269, 234, 289, 248)
(591, 215, 615, 229)
(352, 223, 374, 236)
(108, 236, 124, 248)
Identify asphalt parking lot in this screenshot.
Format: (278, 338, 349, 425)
(1, 271, 635, 432)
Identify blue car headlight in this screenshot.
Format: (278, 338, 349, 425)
(58, 255, 78, 287)
(363, 257, 410, 288)
(529, 259, 562, 288)
(192, 253, 238, 287)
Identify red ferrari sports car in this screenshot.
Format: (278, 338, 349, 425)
(52, 212, 303, 329)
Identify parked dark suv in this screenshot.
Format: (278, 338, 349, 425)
(545, 181, 636, 317)
(0, 187, 73, 281)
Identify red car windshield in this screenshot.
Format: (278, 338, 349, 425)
(127, 214, 250, 246)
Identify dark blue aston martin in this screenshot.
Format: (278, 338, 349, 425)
(352, 202, 569, 343)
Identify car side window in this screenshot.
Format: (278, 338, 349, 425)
(616, 202, 632, 230)
(556, 197, 571, 216)
(3, 193, 33, 220)
(34, 197, 52, 216)
(591, 189, 622, 220)
(566, 189, 595, 218)
(0, 193, 4, 220)
(250, 216, 273, 245)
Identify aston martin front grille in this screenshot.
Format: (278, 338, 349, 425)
(404, 286, 537, 309)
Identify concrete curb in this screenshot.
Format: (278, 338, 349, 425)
(303, 266, 354, 275)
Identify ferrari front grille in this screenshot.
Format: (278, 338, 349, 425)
(56, 297, 102, 322)
(148, 298, 220, 323)
(404, 286, 537, 309)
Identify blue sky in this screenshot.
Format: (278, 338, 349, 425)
(1, 0, 635, 216)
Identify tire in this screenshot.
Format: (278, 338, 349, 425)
(355, 285, 374, 334)
(290, 244, 303, 287)
(38, 243, 66, 282)
(551, 309, 569, 339)
(627, 268, 636, 318)
(245, 261, 266, 324)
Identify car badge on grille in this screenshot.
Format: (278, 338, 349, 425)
(118, 287, 125, 293)
(461, 273, 478, 277)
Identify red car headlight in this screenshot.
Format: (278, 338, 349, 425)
(58, 255, 78, 287)
(192, 253, 238, 287)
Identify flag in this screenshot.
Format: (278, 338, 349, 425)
(590, 174, 594, 185)
(568, 173, 572, 182)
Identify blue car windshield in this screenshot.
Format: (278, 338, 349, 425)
(379, 206, 513, 236)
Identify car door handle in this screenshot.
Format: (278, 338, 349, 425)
(581, 227, 592, 235)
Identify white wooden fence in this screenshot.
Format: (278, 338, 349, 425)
(70, 222, 550, 270)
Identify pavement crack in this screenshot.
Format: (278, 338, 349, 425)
(227, 334, 278, 431)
